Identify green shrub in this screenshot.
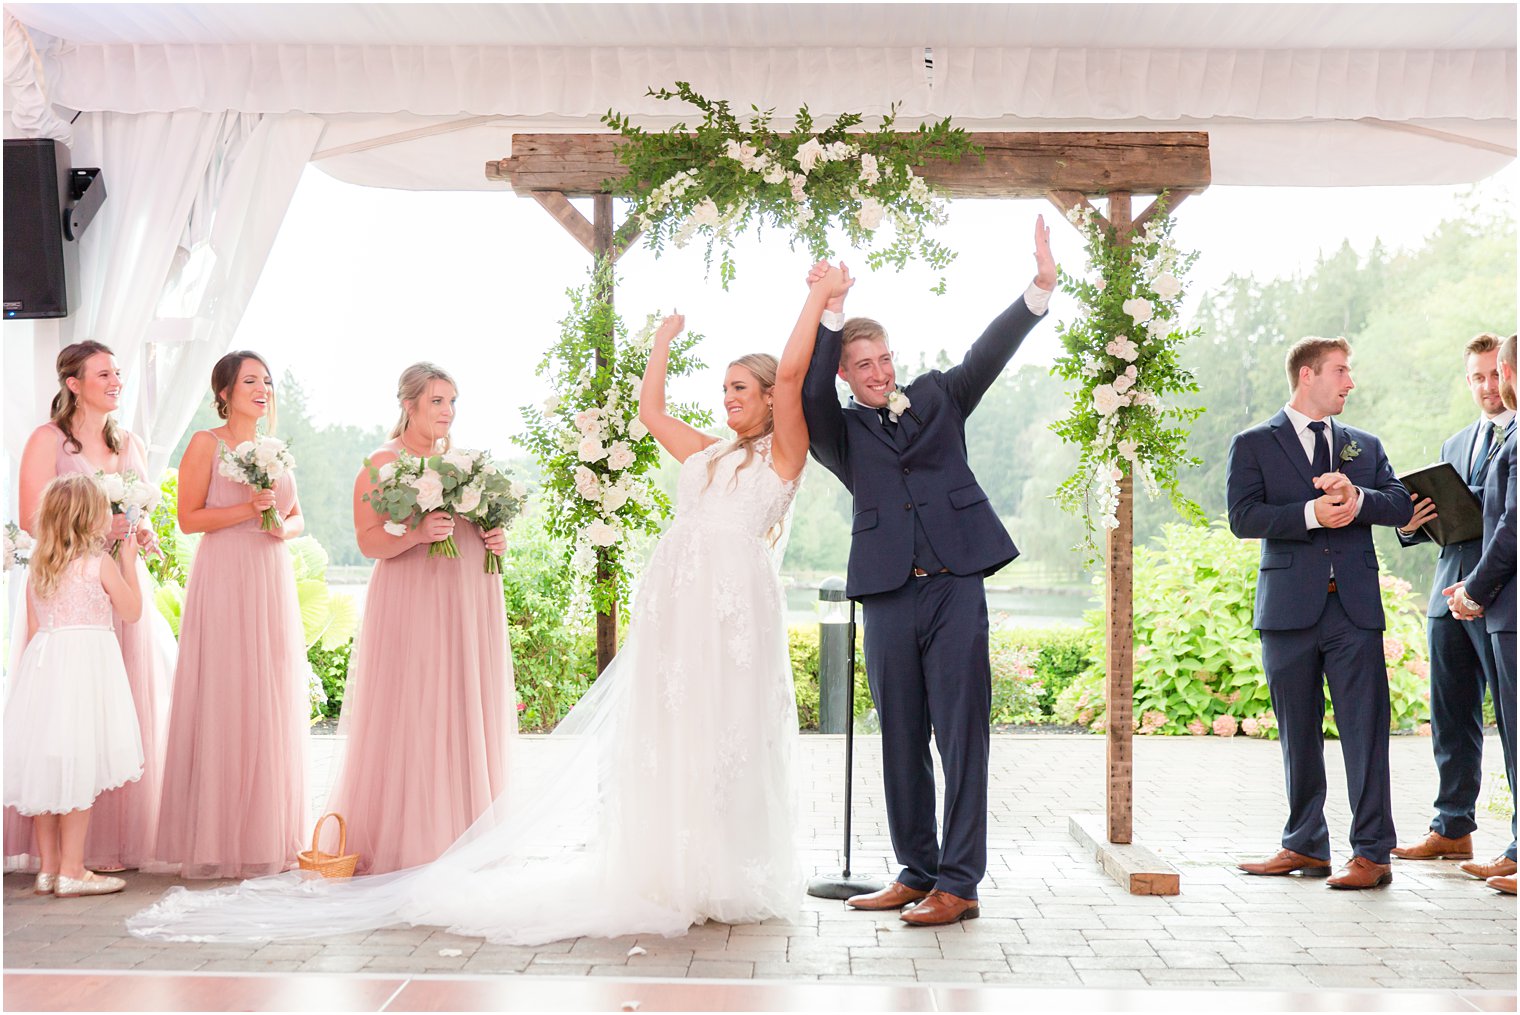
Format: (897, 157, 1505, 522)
(992, 627, 1097, 720)
(308, 640, 353, 720)
(1053, 520, 1432, 739)
(787, 625, 871, 730)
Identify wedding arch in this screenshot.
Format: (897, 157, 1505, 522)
(3, 1, 1513, 898)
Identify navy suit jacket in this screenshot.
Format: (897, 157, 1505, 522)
(802, 298, 1042, 598)
(1466, 430, 1517, 634)
(1226, 411, 1413, 632)
(1398, 419, 1515, 617)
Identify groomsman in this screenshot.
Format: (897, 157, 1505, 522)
(1227, 337, 1413, 889)
(1393, 333, 1515, 866)
(1443, 332, 1518, 895)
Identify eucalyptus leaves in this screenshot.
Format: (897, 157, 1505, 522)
(1051, 196, 1206, 560)
(603, 82, 977, 292)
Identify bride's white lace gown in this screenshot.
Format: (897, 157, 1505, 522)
(128, 436, 805, 946)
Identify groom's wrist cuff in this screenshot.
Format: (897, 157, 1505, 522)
(1023, 282, 1051, 316)
(820, 309, 846, 332)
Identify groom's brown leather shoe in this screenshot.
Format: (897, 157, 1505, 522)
(845, 882, 930, 911)
(1326, 856, 1393, 890)
(1488, 875, 1517, 895)
(1237, 848, 1332, 877)
(1391, 830, 1473, 860)
(1460, 855, 1518, 880)
(899, 890, 979, 926)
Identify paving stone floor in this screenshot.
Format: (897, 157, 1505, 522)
(4, 732, 1515, 992)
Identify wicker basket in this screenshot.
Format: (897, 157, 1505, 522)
(298, 813, 359, 879)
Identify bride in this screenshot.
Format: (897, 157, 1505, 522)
(128, 265, 855, 946)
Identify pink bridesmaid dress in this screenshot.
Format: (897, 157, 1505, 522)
(324, 455, 515, 874)
(154, 440, 310, 879)
(4, 423, 175, 872)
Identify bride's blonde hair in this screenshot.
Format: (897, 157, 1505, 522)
(29, 474, 109, 599)
(705, 353, 777, 492)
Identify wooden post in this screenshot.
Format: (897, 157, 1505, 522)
(591, 194, 618, 675)
(1106, 191, 1135, 845)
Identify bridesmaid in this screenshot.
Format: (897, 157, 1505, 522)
(323, 362, 515, 874)
(154, 351, 310, 879)
(6, 341, 176, 874)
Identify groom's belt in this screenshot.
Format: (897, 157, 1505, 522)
(912, 567, 952, 578)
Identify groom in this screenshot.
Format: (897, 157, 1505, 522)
(801, 218, 1055, 925)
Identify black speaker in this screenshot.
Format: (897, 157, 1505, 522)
(4, 139, 107, 320)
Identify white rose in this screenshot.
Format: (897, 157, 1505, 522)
(606, 441, 635, 472)
(586, 520, 619, 547)
(629, 418, 649, 441)
(1080, 363, 1100, 378)
(574, 465, 601, 499)
(253, 444, 280, 469)
(794, 137, 825, 174)
(691, 198, 721, 227)
(1147, 317, 1171, 341)
(578, 436, 608, 464)
(601, 485, 630, 513)
(1117, 439, 1140, 461)
(442, 449, 476, 472)
(858, 152, 880, 186)
(264, 458, 288, 480)
(1093, 384, 1123, 416)
(1106, 336, 1139, 362)
(542, 394, 561, 415)
(455, 483, 482, 515)
(1122, 297, 1154, 325)
(509, 480, 527, 500)
(857, 197, 885, 231)
(99, 473, 127, 502)
(413, 469, 445, 512)
(383, 521, 408, 538)
(573, 409, 602, 435)
(233, 441, 255, 458)
(571, 543, 597, 574)
(789, 173, 808, 203)
(762, 163, 786, 185)
(376, 462, 397, 483)
(1152, 273, 1182, 301)
(1095, 277, 1107, 292)
(1113, 372, 1135, 394)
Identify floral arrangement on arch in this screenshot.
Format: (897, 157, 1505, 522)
(1050, 195, 1207, 561)
(602, 82, 978, 292)
(517, 258, 710, 614)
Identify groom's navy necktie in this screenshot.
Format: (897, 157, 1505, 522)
(1470, 421, 1496, 485)
(1307, 421, 1332, 477)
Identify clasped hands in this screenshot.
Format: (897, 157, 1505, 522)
(110, 510, 160, 556)
(1443, 580, 1484, 621)
(1311, 471, 1358, 528)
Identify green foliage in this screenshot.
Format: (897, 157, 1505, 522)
(604, 81, 978, 291)
(308, 640, 353, 721)
(787, 626, 871, 730)
(993, 627, 1098, 719)
(1051, 197, 1206, 563)
(145, 469, 195, 587)
(515, 258, 709, 616)
(1053, 520, 1431, 739)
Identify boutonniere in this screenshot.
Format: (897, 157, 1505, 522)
(886, 389, 911, 423)
(1338, 439, 1362, 467)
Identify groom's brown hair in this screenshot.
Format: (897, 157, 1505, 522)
(1285, 336, 1351, 391)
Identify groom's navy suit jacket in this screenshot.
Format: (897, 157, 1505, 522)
(1397, 418, 1515, 617)
(802, 299, 1041, 598)
(1226, 411, 1412, 631)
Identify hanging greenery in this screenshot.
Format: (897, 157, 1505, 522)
(602, 82, 979, 292)
(1050, 195, 1207, 563)
(517, 257, 710, 614)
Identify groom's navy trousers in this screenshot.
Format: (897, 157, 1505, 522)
(1227, 411, 1411, 864)
(803, 296, 1044, 900)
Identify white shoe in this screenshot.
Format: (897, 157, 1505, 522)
(54, 871, 125, 897)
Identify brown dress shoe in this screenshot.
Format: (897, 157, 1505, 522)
(1391, 830, 1474, 860)
(1326, 856, 1393, 890)
(845, 881, 930, 911)
(1460, 856, 1519, 880)
(899, 890, 979, 926)
(1487, 875, 1517, 895)
(1237, 848, 1333, 877)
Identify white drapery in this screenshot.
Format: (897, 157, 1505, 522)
(0, 111, 322, 476)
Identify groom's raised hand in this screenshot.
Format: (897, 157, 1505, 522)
(806, 259, 854, 313)
(1034, 215, 1056, 291)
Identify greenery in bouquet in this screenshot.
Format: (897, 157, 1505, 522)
(603, 82, 977, 292)
(517, 258, 710, 614)
(462, 466, 530, 574)
(364, 448, 498, 560)
(1050, 195, 1206, 564)
(217, 435, 295, 531)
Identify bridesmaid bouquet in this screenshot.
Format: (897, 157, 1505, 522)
(218, 437, 295, 531)
(365, 449, 527, 566)
(463, 468, 529, 574)
(96, 470, 161, 557)
(3, 522, 33, 572)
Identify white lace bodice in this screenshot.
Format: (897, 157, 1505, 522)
(30, 555, 112, 629)
(672, 434, 800, 541)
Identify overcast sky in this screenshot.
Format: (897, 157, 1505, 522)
(235, 160, 1517, 457)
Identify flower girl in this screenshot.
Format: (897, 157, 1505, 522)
(3, 474, 145, 897)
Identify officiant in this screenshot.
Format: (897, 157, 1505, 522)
(1392, 332, 1517, 876)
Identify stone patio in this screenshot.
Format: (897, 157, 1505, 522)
(4, 732, 1515, 995)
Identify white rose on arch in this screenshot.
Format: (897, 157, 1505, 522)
(1092, 384, 1124, 416)
(691, 198, 721, 227)
(1106, 336, 1139, 362)
(1122, 297, 1153, 325)
(629, 418, 649, 440)
(578, 436, 609, 464)
(1117, 439, 1140, 462)
(1152, 273, 1182, 301)
(606, 441, 635, 472)
(586, 520, 619, 547)
(857, 197, 886, 231)
(794, 137, 825, 174)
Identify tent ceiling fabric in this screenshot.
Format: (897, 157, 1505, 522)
(5, 2, 1514, 189)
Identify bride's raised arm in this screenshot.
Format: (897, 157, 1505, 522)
(638, 314, 719, 463)
(772, 261, 854, 481)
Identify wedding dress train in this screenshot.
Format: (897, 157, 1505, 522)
(128, 435, 804, 945)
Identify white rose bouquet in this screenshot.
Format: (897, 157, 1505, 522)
(218, 436, 295, 531)
(4, 521, 33, 572)
(462, 464, 529, 574)
(363, 447, 500, 560)
(96, 469, 161, 558)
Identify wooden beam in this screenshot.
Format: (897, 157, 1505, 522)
(1046, 189, 1109, 232)
(1105, 192, 1136, 848)
(592, 194, 619, 677)
(1069, 814, 1180, 896)
(530, 191, 598, 256)
(490, 131, 1211, 198)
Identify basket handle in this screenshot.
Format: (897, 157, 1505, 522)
(310, 812, 347, 855)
